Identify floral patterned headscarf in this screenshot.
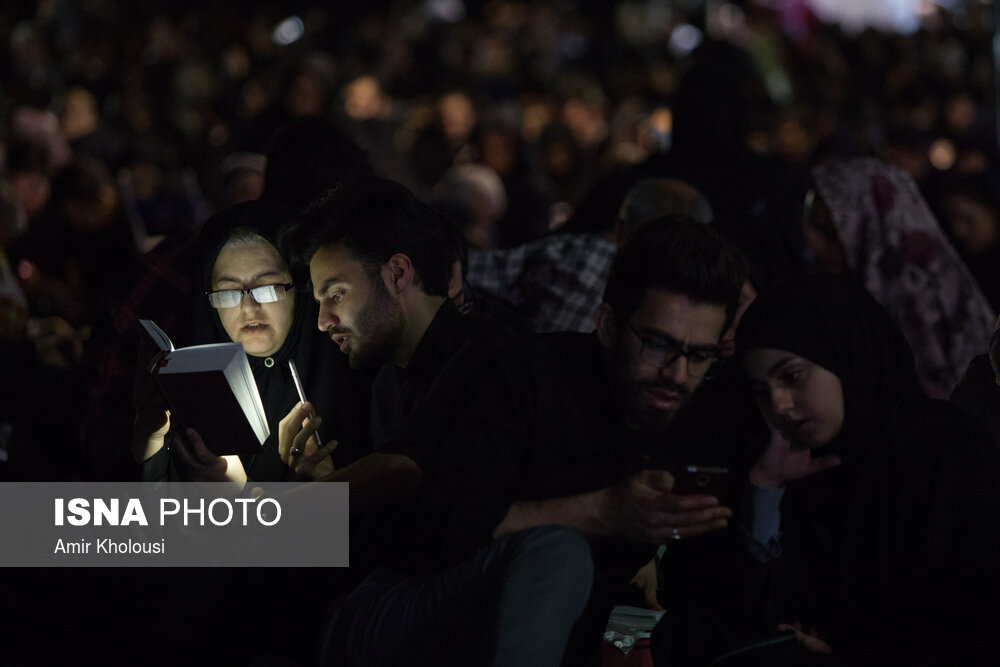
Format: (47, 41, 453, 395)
(811, 158, 995, 398)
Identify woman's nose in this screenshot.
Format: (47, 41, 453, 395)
(240, 291, 262, 312)
(770, 387, 794, 415)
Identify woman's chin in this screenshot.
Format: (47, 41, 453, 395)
(243, 339, 279, 358)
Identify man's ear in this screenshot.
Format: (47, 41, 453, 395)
(384, 254, 415, 294)
(595, 303, 617, 348)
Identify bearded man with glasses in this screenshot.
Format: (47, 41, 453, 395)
(491, 215, 748, 663)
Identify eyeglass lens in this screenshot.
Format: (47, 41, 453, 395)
(639, 340, 720, 379)
(208, 284, 287, 309)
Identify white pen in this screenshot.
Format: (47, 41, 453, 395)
(288, 359, 320, 447)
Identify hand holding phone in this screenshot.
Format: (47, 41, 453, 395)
(288, 360, 319, 450)
(672, 464, 729, 498)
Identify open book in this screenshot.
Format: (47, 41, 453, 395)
(140, 319, 268, 457)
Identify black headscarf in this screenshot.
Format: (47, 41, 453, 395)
(733, 268, 1000, 665)
(193, 200, 370, 481)
(736, 272, 919, 462)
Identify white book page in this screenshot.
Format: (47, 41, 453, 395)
(157, 343, 243, 374)
(225, 351, 270, 442)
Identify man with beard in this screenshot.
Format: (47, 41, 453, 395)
(493, 216, 750, 662)
(278, 180, 747, 666)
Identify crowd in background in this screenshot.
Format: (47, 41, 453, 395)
(2, 3, 1000, 666)
(0, 0, 998, 480)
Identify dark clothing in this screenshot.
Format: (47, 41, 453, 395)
(1, 336, 84, 480)
(730, 274, 1000, 665)
(646, 211, 803, 667)
(539, 332, 668, 665)
(358, 299, 548, 573)
(86, 228, 201, 481)
(951, 353, 1000, 447)
(193, 199, 371, 477)
(324, 526, 593, 667)
(340, 312, 652, 666)
(10, 206, 140, 328)
(336, 302, 599, 666)
(737, 274, 920, 463)
(9, 203, 141, 481)
(539, 331, 654, 491)
(145, 200, 371, 482)
(368, 298, 533, 448)
(652, 361, 768, 507)
(710, 213, 805, 294)
(765, 394, 1000, 666)
(138, 202, 371, 666)
(963, 248, 1000, 313)
(651, 361, 770, 661)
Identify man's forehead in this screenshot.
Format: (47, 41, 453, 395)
(310, 244, 362, 278)
(630, 288, 727, 344)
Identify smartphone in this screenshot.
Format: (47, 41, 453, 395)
(288, 360, 320, 446)
(672, 464, 729, 498)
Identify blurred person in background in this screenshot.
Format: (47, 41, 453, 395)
(59, 85, 128, 174)
(237, 53, 338, 153)
(0, 172, 87, 481)
(3, 138, 54, 227)
(937, 171, 1000, 311)
(466, 176, 713, 334)
(15, 156, 139, 331)
(410, 90, 480, 190)
(262, 116, 374, 211)
(340, 74, 417, 190)
(474, 114, 554, 246)
(806, 157, 995, 399)
(213, 151, 267, 210)
(433, 163, 507, 250)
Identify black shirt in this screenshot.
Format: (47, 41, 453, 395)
(359, 299, 540, 572)
(360, 308, 651, 575)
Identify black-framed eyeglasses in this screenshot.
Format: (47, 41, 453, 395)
(206, 283, 295, 309)
(622, 320, 724, 380)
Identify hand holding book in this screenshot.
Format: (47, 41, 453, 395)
(137, 319, 268, 458)
(132, 334, 172, 463)
(172, 428, 247, 485)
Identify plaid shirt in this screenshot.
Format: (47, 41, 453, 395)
(467, 233, 617, 333)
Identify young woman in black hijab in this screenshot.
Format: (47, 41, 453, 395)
(134, 199, 370, 481)
(733, 272, 1000, 665)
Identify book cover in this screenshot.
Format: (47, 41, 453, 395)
(139, 319, 268, 457)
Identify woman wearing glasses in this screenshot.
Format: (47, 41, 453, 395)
(133, 199, 370, 482)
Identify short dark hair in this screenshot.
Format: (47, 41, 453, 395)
(603, 215, 749, 326)
(280, 177, 454, 297)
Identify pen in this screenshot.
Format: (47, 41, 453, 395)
(288, 360, 320, 447)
